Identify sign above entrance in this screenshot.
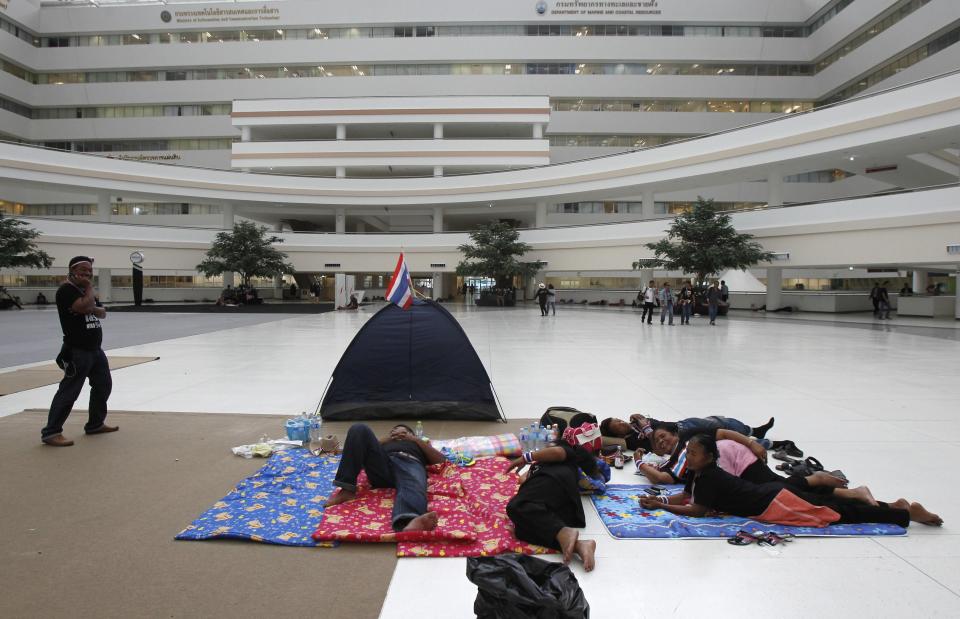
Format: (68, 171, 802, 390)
(540, 0, 663, 17)
(163, 4, 281, 25)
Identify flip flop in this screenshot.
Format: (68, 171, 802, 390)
(727, 530, 758, 546)
(772, 450, 799, 463)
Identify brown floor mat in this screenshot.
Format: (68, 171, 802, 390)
(0, 356, 159, 396)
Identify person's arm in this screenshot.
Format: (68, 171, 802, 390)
(639, 494, 708, 516)
(417, 439, 447, 466)
(91, 303, 107, 319)
(636, 462, 675, 484)
(506, 446, 567, 472)
(716, 429, 767, 462)
(69, 283, 98, 315)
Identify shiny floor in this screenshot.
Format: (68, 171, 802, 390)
(2, 303, 958, 618)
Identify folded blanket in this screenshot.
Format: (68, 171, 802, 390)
(592, 484, 907, 539)
(176, 449, 338, 547)
(312, 457, 554, 557)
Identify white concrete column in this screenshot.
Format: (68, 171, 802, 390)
(642, 190, 656, 219)
(765, 267, 783, 311)
(525, 275, 538, 301)
(221, 203, 236, 288)
(535, 202, 548, 228)
(912, 269, 926, 294)
(433, 123, 443, 139)
(336, 124, 346, 140)
(273, 222, 283, 296)
(433, 166, 443, 177)
(432, 206, 443, 233)
(336, 167, 346, 178)
(432, 272, 443, 299)
(97, 267, 112, 303)
(97, 193, 111, 222)
(767, 170, 783, 208)
(241, 126, 251, 142)
(335, 208, 346, 234)
(955, 272, 960, 320)
(533, 124, 543, 139)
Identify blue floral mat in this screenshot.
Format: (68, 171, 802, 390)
(176, 449, 341, 547)
(591, 484, 907, 539)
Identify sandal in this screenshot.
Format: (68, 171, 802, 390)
(727, 530, 758, 546)
(772, 450, 799, 463)
(762, 532, 795, 546)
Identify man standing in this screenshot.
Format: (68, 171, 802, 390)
(677, 282, 694, 325)
(877, 281, 892, 320)
(720, 280, 729, 303)
(706, 281, 722, 325)
(325, 423, 444, 532)
(658, 282, 674, 325)
(639, 280, 657, 324)
(42, 256, 117, 447)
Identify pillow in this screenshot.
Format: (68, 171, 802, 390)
(432, 433, 521, 458)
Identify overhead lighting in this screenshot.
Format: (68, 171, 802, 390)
(848, 156, 855, 161)
(252, 38, 259, 42)
(314, 28, 322, 34)
(131, 34, 141, 40)
(351, 65, 359, 70)
(282, 67, 288, 72)
(505, 64, 511, 69)
(358, 71, 364, 76)
(692, 64, 699, 68)
(276, 29, 284, 35)
(848, 266, 855, 271)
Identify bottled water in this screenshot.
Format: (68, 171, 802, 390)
(309, 415, 322, 444)
(519, 425, 529, 452)
(415, 420, 424, 440)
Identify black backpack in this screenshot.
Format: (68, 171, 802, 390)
(538, 406, 598, 434)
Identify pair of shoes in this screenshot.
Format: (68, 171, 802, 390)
(42, 434, 74, 447)
(771, 440, 803, 458)
(85, 424, 119, 435)
(710, 321, 716, 325)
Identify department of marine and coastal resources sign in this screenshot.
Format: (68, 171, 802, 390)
(542, 1, 663, 16)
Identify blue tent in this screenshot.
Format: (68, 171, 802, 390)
(319, 300, 504, 421)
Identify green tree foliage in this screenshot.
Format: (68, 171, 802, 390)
(637, 197, 774, 288)
(196, 221, 295, 286)
(0, 213, 53, 270)
(456, 221, 543, 288)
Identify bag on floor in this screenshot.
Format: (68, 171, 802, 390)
(539, 407, 598, 435)
(467, 554, 590, 619)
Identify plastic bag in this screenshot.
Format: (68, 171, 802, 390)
(466, 554, 589, 619)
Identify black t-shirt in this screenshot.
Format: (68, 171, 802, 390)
(624, 433, 650, 452)
(383, 439, 426, 465)
(56, 282, 102, 350)
(684, 464, 783, 517)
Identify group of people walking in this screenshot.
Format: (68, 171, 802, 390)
(638, 280, 729, 326)
(533, 283, 557, 316)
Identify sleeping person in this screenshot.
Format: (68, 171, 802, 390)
(600, 414, 775, 455)
(639, 433, 943, 528)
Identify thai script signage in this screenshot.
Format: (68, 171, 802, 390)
(546, 1, 663, 16)
(164, 4, 281, 25)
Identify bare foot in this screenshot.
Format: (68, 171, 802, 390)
(834, 485, 878, 506)
(402, 511, 439, 532)
(556, 527, 579, 565)
(574, 539, 596, 572)
(908, 502, 943, 527)
(324, 488, 356, 508)
(809, 471, 848, 489)
(891, 498, 910, 511)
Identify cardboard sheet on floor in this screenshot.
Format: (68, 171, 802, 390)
(176, 449, 338, 547)
(592, 484, 907, 538)
(0, 356, 159, 396)
(312, 457, 554, 558)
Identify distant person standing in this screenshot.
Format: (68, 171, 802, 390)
(869, 283, 880, 317)
(720, 280, 729, 303)
(677, 282, 694, 325)
(877, 281, 891, 320)
(534, 283, 549, 316)
(289, 282, 298, 299)
(658, 282, 674, 326)
(42, 256, 117, 447)
(706, 281, 722, 325)
(546, 284, 557, 316)
(639, 280, 657, 324)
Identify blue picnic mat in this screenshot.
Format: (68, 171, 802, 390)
(176, 449, 340, 547)
(591, 484, 907, 538)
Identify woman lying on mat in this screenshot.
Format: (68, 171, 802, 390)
(601, 414, 775, 457)
(505, 424, 604, 571)
(638, 434, 943, 528)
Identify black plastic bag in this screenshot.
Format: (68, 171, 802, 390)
(466, 554, 589, 619)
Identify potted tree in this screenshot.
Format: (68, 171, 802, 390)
(196, 221, 295, 304)
(456, 222, 544, 307)
(636, 197, 773, 315)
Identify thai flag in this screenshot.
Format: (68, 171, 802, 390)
(386, 252, 413, 309)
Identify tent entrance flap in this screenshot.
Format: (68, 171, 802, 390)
(319, 300, 501, 421)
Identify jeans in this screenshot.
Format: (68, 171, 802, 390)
(641, 302, 655, 323)
(660, 301, 674, 324)
(680, 303, 692, 324)
(708, 303, 719, 323)
(43, 346, 112, 439)
(333, 424, 428, 531)
(877, 300, 890, 319)
(678, 416, 753, 441)
(547, 301, 556, 315)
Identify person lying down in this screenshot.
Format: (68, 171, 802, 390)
(638, 433, 943, 528)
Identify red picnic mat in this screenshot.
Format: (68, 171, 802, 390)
(311, 457, 554, 558)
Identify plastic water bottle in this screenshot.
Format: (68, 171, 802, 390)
(519, 425, 529, 452)
(309, 415, 322, 444)
(550, 424, 559, 444)
(415, 420, 424, 440)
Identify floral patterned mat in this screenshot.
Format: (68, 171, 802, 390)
(312, 457, 554, 558)
(591, 484, 907, 538)
(176, 449, 338, 547)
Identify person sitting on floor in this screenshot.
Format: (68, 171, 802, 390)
(505, 424, 603, 571)
(325, 423, 446, 532)
(601, 413, 775, 457)
(639, 433, 942, 528)
(337, 295, 359, 310)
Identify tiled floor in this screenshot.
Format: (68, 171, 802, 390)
(2, 303, 958, 618)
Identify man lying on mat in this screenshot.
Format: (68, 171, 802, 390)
(325, 423, 446, 532)
(600, 413, 775, 455)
